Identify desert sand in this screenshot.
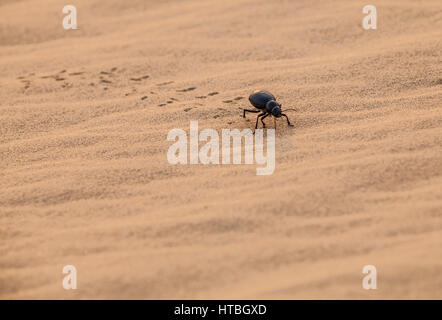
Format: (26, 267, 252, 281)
(1, 0, 441, 299)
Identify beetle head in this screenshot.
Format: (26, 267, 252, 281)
(266, 100, 281, 117)
(272, 106, 282, 117)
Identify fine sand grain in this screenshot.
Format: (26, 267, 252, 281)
(1, 0, 441, 299)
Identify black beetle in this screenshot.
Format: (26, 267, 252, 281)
(242, 90, 295, 130)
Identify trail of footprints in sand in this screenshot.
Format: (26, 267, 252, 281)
(17, 69, 245, 122)
(138, 81, 244, 116)
(157, 88, 242, 116)
(18, 70, 75, 90)
(156, 85, 215, 106)
(156, 86, 244, 123)
(18, 67, 151, 92)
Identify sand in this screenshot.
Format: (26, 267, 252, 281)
(1, 0, 441, 299)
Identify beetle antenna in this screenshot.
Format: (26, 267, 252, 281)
(283, 108, 298, 112)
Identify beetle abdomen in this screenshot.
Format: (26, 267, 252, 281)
(249, 90, 276, 109)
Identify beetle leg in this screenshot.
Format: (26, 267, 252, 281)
(254, 112, 266, 131)
(260, 114, 269, 128)
(243, 109, 260, 118)
(280, 113, 294, 127)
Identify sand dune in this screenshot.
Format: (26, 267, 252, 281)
(1, 0, 441, 299)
